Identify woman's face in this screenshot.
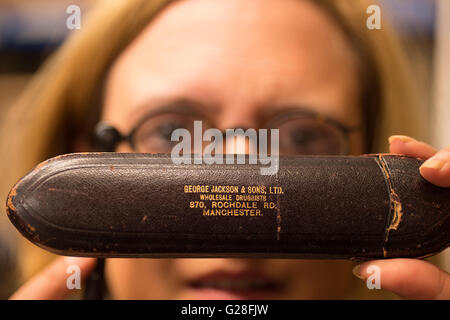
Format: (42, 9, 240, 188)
(101, 0, 364, 299)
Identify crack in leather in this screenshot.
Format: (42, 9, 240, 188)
(375, 154, 404, 257)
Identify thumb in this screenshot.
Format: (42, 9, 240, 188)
(9, 256, 97, 300)
(352, 258, 450, 299)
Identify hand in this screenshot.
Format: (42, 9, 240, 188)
(352, 135, 450, 299)
(9, 257, 97, 300)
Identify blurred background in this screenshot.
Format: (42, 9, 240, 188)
(0, 0, 448, 299)
(0, 0, 91, 115)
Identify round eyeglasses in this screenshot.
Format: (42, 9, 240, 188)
(93, 106, 361, 155)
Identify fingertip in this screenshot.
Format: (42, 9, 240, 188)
(351, 260, 385, 280)
(419, 150, 450, 187)
(351, 259, 449, 299)
(388, 135, 411, 153)
(389, 138, 407, 154)
(352, 264, 364, 280)
(419, 163, 450, 188)
(388, 135, 415, 145)
(387, 136, 437, 160)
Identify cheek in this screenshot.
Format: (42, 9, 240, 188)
(105, 259, 176, 299)
(269, 259, 356, 299)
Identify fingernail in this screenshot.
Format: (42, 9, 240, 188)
(421, 159, 446, 170)
(352, 264, 365, 280)
(388, 135, 413, 144)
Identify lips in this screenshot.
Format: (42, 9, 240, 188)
(184, 270, 283, 299)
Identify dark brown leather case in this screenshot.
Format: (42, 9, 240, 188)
(5, 153, 450, 260)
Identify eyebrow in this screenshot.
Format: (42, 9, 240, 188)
(128, 97, 215, 130)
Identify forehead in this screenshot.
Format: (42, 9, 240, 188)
(105, 0, 360, 126)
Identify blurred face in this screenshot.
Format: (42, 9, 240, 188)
(101, 0, 364, 299)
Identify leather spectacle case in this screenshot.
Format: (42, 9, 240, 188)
(5, 153, 450, 260)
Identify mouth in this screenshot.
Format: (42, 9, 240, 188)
(185, 270, 284, 300)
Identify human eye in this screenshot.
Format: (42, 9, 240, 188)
(132, 113, 197, 153)
(278, 117, 346, 155)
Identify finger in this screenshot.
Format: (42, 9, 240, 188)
(9, 257, 97, 300)
(419, 146, 450, 187)
(352, 259, 450, 299)
(388, 135, 437, 160)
